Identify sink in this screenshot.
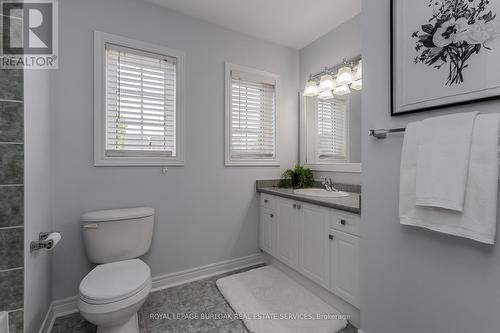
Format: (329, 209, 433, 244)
(293, 188, 350, 198)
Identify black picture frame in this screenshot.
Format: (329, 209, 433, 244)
(390, 0, 500, 116)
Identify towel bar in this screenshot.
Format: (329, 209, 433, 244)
(369, 127, 500, 171)
(369, 128, 406, 139)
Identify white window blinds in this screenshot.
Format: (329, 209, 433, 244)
(229, 70, 276, 160)
(105, 43, 177, 157)
(317, 98, 347, 161)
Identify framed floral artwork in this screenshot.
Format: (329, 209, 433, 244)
(391, 0, 500, 115)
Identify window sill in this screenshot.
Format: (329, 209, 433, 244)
(94, 157, 185, 167)
(225, 159, 280, 167)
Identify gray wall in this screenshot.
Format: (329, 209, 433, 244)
(299, 15, 362, 185)
(0, 67, 24, 333)
(361, 1, 500, 332)
(51, 0, 299, 300)
(24, 70, 52, 333)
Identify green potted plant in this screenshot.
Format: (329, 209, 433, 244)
(279, 165, 314, 188)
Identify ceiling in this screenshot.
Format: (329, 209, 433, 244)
(143, 0, 361, 49)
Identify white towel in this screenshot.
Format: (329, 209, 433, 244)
(400, 114, 500, 244)
(415, 111, 478, 211)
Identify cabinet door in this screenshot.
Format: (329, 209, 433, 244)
(329, 229, 360, 308)
(298, 203, 329, 288)
(260, 208, 276, 255)
(275, 198, 299, 268)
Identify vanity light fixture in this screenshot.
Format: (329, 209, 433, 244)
(350, 60, 362, 90)
(318, 89, 334, 100)
(303, 79, 319, 96)
(336, 66, 353, 85)
(319, 74, 335, 91)
(333, 84, 351, 96)
(302, 55, 362, 97)
(356, 60, 362, 78)
(351, 79, 362, 91)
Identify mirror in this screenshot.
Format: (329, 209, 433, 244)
(300, 91, 361, 172)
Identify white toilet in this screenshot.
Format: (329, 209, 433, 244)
(77, 207, 155, 333)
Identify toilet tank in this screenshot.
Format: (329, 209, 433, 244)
(81, 207, 154, 264)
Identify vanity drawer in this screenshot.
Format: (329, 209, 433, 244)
(330, 211, 360, 237)
(260, 193, 276, 210)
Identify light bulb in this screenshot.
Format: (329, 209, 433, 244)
(336, 66, 353, 85)
(333, 84, 351, 96)
(303, 80, 319, 96)
(319, 74, 335, 91)
(318, 89, 334, 100)
(351, 79, 362, 91)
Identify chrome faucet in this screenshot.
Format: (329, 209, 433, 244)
(322, 177, 338, 192)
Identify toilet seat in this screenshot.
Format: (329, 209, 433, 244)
(79, 259, 150, 305)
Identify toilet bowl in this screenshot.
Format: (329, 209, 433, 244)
(77, 207, 155, 333)
(78, 259, 152, 333)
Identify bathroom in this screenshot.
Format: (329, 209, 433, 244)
(2, 0, 500, 332)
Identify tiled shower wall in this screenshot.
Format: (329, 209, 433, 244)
(0, 68, 24, 332)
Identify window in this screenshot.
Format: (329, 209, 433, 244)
(225, 63, 279, 166)
(300, 95, 359, 172)
(94, 32, 185, 166)
(316, 98, 348, 161)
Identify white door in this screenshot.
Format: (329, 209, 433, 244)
(298, 203, 329, 288)
(329, 229, 360, 308)
(276, 198, 299, 268)
(260, 208, 276, 255)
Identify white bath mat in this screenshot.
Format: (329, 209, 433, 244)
(216, 265, 348, 333)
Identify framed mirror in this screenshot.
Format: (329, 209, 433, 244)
(299, 92, 361, 172)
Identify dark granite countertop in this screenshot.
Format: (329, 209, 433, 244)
(256, 180, 361, 215)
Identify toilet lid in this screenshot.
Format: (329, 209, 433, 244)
(79, 259, 151, 305)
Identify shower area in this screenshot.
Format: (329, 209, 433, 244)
(0, 64, 53, 332)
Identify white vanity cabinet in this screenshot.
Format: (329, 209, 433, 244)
(275, 197, 300, 268)
(259, 207, 276, 255)
(329, 227, 360, 307)
(299, 203, 330, 288)
(259, 192, 361, 308)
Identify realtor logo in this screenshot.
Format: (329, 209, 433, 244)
(1, 0, 58, 69)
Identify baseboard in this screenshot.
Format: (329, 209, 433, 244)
(52, 296, 79, 317)
(40, 253, 263, 333)
(38, 303, 54, 333)
(41, 296, 79, 333)
(151, 252, 263, 291)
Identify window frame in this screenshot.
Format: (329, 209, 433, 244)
(94, 31, 186, 166)
(224, 62, 280, 167)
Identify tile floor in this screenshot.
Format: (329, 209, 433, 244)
(51, 265, 358, 333)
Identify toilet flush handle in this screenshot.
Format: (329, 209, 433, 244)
(82, 224, 99, 229)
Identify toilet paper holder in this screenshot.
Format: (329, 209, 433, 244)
(30, 232, 59, 252)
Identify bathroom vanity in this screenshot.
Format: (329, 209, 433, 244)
(257, 184, 361, 308)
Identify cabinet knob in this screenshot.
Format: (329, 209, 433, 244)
(264, 199, 269, 203)
(270, 213, 274, 218)
(297, 204, 302, 210)
(293, 203, 297, 208)
(329, 234, 334, 240)
(340, 219, 346, 226)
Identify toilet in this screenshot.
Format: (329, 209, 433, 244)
(77, 207, 155, 333)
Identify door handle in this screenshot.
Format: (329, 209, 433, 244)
(329, 234, 334, 240)
(297, 204, 302, 210)
(340, 219, 346, 226)
(270, 213, 274, 218)
(264, 199, 269, 203)
(293, 203, 297, 208)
